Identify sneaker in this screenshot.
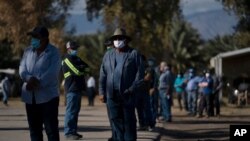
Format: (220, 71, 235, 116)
(75, 133, 83, 138)
(3, 100, 8, 106)
(158, 117, 166, 123)
(148, 126, 155, 132)
(65, 134, 80, 140)
(196, 115, 202, 118)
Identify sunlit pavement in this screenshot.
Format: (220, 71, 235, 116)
(0, 96, 250, 141)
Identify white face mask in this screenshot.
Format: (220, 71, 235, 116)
(113, 40, 125, 49)
(205, 73, 210, 78)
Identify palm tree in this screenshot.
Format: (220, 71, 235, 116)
(169, 20, 204, 72)
(77, 33, 108, 76)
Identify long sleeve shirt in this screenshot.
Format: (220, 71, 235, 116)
(200, 76, 214, 95)
(174, 77, 185, 93)
(99, 47, 145, 99)
(158, 70, 175, 94)
(19, 44, 61, 104)
(87, 77, 95, 88)
(186, 76, 200, 91)
(62, 54, 89, 93)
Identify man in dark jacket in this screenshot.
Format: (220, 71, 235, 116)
(62, 41, 89, 140)
(99, 28, 145, 141)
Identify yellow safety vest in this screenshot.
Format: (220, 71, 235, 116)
(62, 58, 90, 78)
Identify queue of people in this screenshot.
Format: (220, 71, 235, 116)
(172, 68, 223, 118)
(18, 25, 223, 141)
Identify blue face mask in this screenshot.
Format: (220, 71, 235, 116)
(69, 50, 77, 56)
(31, 38, 40, 49)
(189, 72, 194, 78)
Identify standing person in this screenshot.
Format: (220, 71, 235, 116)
(135, 55, 147, 131)
(19, 26, 61, 141)
(62, 41, 90, 140)
(198, 70, 214, 118)
(99, 28, 145, 141)
(174, 72, 185, 111)
(101, 38, 115, 141)
(147, 58, 159, 125)
(213, 76, 223, 117)
(158, 62, 175, 122)
(1, 74, 11, 106)
(144, 58, 158, 131)
(87, 74, 96, 106)
(186, 69, 200, 116)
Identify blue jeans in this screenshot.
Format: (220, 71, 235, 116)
(64, 92, 82, 135)
(187, 90, 198, 115)
(2, 90, 8, 103)
(26, 97, 59, 141)
(159, 90, 172, 120)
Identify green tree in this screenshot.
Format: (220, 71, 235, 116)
(64, 33, 109, 77)
(86, 0, 181, 61)
(0, 0, 75, 57)
(220, 0, 250, 47)
(203, 35, 238, 61)
(0, 39, 15, 68)
(169, 20, 205, 72)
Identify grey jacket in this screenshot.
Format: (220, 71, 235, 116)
(99, 47, 145, 99)
(158, 70, 175, 94)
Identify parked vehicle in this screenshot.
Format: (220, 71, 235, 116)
(227, 76, 250, 107)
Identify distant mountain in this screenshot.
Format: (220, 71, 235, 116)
(65, 14, 103, 35)
(185, 9, 238, 40)
(65, 9, 238, 40)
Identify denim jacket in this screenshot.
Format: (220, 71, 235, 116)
(99, 47, 145, 99)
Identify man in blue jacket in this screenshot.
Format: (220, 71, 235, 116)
(198, 70, 214, 118)
(99, 28, 145, 141)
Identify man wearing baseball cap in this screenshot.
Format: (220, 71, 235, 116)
(62, 41, 90, 140)
(19, 25, 61, 141)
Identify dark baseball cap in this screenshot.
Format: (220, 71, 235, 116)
(66, 41, 79, 50)
(27, 26, 49, 38)
(104, 38, 113, 47)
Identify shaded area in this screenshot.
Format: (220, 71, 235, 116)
(156, 126, 229, 140)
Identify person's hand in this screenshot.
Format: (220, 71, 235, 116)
(123, 89, 132, 95)
(99, 95, 106, 103)
(144, 73, 151, 81)
(166, 93, 170, 99)
(149, 88, 155, 96)
(26, 77, 40, 91)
